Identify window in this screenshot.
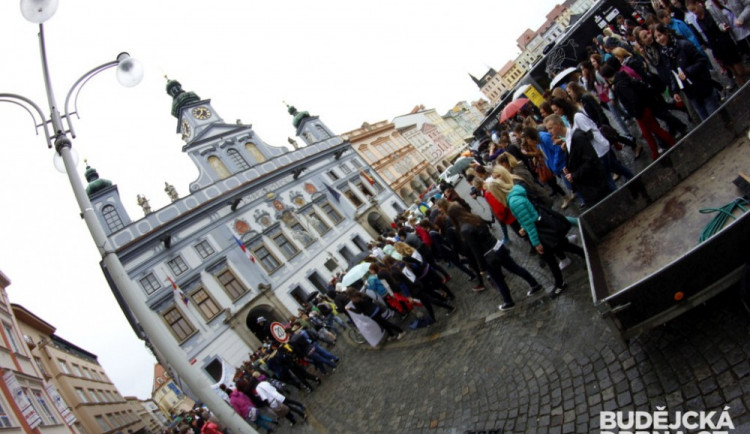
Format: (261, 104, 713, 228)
(343, 189, 364, 207)
(325, 257, 338, 272)
(204, 359, 223, 383)
(250, 243, 281, 273)
(95, 415, 110, 432)
(91, 370, 102, 381)
(351, 158, 362, 168)
(327, 170, 339, 181)
(306, 210, 330, 235)
(290, 286, 309, 306)
(32, 390, 57, 424)
(0, 400, 13, 427)
(167, 256, 189, 276)
(340, 163, 351, 174)
(162, 306, 196, 343)
(107, 413, 118, 428)
(338, 246, 354, 264)
(190, 288, 221, 320)
(75, 388, 88, 403)
(315, 125, 330, 139)
(227, 149, 250, 170)
(58, 360, 70, 375)
(289, 222, 315, 246)
(82, 367, 92, 379)
(207, 156, 230, 179)
(34, 357, 48, 378)
(271, 230, 299, 259)
(74, 422, 87, 434)
(356, 181, 374, 198)
(2, 323, 19, 353)
(139, 273, 161, 295)
(102, 205, 124, 233)
(320, 202, 343, 225)
(88, 389, 99, 403)
(71, 364, 83, 377)
(216, 270, 249, 300)
(352, 235, 369, 252)
(245, 142, 266, 163)
(194, 240, 215, 259)
(307, 272, 329, 294)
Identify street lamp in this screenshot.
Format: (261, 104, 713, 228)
(2, 1, 254, 432)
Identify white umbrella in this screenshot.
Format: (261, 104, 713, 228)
(341, 262, 371, 287)
(513, 84, 531, 101)
(549, 66, 578, 90)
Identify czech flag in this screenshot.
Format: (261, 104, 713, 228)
(167, 276, 189, 306)
(234, 235, 256, 263)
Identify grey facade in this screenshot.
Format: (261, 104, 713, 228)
(88, 80, 406, 389)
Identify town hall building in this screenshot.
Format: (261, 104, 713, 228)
(87, 79, 406, 389)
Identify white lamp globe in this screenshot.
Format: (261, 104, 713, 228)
(52, 147, 78, 173)
(116, 53, 144, 88)
(20, 0, 59, 23)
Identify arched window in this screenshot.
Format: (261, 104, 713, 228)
(102, 205, 124, 233)
(315, 125, 330, 139)
(245, 142, 266, 163)
(207, 156, 230, 179)
(227, 149, 250, 171)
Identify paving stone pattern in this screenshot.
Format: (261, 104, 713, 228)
(269, 140, 750, 433)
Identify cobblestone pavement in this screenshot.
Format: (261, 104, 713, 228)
(268, 138, 750, 433)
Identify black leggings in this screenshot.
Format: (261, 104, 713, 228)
(371, 313, 403, 336)
(540, 240, 584, 287)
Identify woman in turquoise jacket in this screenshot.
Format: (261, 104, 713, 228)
(495, 167, 584, 298)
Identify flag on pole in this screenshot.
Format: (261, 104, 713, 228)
(360, 170, 375, 186)
(167, 276, 189, 306)
(233, 235, 256, 263)
(323, 182, 341, 203)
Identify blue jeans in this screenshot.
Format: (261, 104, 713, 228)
(600, 150, 634, 190)
(691, 89, 720, 121)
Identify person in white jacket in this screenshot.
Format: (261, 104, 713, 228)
(253, 375, 307, 426)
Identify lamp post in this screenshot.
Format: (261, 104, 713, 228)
(2, 1, 254, 432)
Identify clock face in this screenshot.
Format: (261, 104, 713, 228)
(192, 106, 212, 120)
(181, 120, 192, 141)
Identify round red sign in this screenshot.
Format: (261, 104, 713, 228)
(270, 322, 289, 343)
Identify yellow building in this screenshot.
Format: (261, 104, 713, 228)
(342, 120, 435, 206)
(151, 364, 194, 420)
(14, 305, 146, 434)
(0, 271, 76, 433)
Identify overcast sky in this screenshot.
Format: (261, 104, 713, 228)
(0, 0, 561, 399)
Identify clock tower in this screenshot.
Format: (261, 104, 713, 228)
(166, 79, 221, 143)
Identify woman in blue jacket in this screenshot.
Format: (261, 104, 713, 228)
(492, 167, 584, 298)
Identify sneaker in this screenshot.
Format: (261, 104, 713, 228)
(396, 331, 406, 340)
(558, 257, 572, 270)
(314, 377, 321, 385)
(567, 233, 578, 244)
(549, 283, 567, 299)
(471, 284, 486, 292)
(561, 195, 575, 209)
(527, 284, 543, 296)
(499, 302, 516, 311)
(446, 306, 457, 316)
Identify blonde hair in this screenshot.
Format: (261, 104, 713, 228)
(551, 87, 569, 102)
(393, 242, 415, 256)
(496, 152, 522, 170)
(472, 177, 484, 191)
(491, 163, 521, 180)
(611, 47, 631, 61)
(485, 179, 513, 205)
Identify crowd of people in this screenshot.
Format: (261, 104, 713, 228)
(163, 1, 748, 432)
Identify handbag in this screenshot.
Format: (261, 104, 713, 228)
(535, 205, 572, 249)
(533, 156, 554, 183)
(270, 401, 290, 418)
